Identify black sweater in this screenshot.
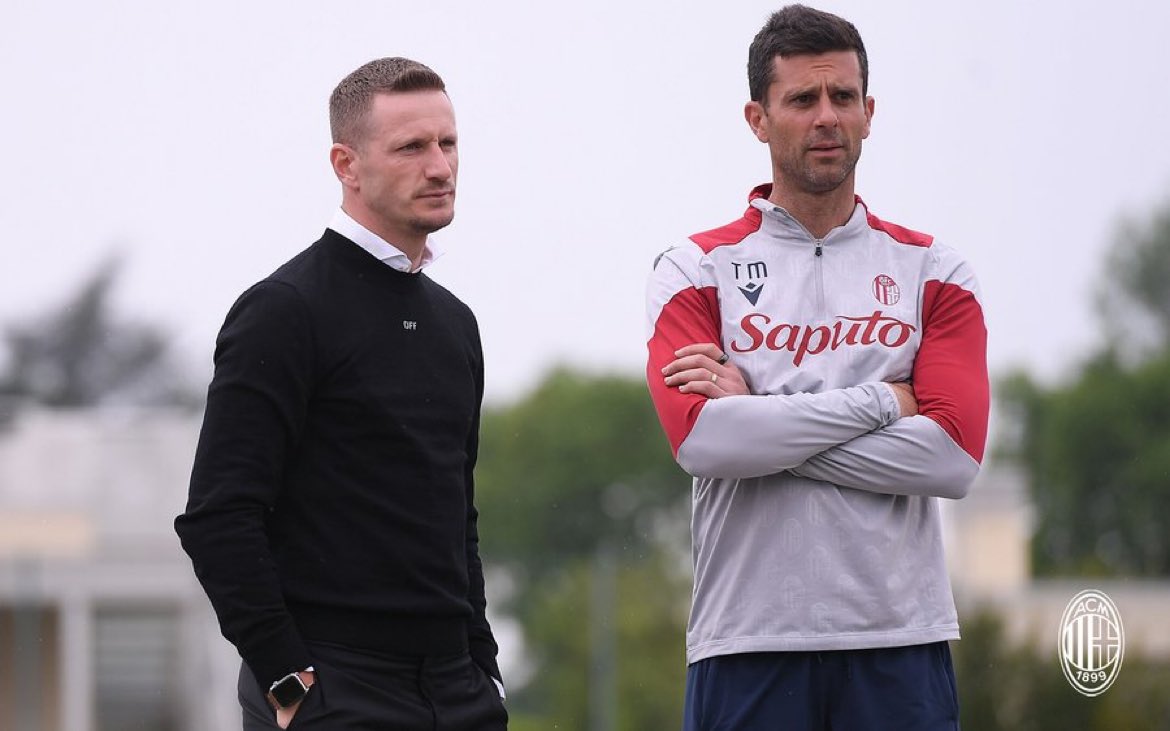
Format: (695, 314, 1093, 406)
(175, 230, 499, 690)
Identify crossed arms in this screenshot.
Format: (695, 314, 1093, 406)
(645, 255, 989, 499)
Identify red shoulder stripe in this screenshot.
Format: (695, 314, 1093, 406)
(689, 184, 769, 254)
(863, 202, 934, 247)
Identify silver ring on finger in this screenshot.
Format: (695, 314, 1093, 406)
(711, 372, 719, 384)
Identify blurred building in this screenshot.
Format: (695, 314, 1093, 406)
(0, 408, 236, 731)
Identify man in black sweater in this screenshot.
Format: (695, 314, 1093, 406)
(175, 57, 507, 730)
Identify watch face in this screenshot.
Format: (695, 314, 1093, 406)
(269, 674, 308, 708)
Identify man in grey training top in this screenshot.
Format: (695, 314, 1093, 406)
(646, 6, 989, 729)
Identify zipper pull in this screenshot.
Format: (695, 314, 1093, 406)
(815, 240, 823, 257)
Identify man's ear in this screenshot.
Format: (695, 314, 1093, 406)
(744, 101, 769, 143)
(330, 143, 359, 188)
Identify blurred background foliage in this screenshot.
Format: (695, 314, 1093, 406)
(0, 256, 199, 423)
(1000, 195, 1170, 580)
(954, 608, 1170, 731)
(474, 369, 691, 729)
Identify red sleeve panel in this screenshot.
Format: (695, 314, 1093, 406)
(646, 283, 722, 456)
(647, 201, 761, 459)
(914, 279, 989, 463)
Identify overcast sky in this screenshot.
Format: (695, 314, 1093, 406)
(3, 0, 1169, 404)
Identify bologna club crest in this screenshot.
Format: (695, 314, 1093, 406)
(872, 274, 900, 306)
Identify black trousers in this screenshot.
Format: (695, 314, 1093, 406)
(239, 640, 508, 730)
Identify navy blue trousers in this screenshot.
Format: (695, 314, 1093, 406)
(683, 642, 959, 731)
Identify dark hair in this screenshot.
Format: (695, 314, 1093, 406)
(747, 5, 868, 104)
(329, 57, 446, 145)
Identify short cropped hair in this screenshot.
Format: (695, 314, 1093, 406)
(329, 57, 446, 146)
(747, 5, 869, 104)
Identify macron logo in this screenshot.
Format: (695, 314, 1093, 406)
(738, 281, 764, 305)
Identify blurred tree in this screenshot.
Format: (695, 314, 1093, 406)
(1097, 196, 1170, 361)
(1002, 355, 1170, 577)
(505, 552, 688, 731)
(0, 257, 197, 417)
(477, 367, 687, 578)
(475, 368, 690, 730)
(1000, 194, 1170, 577)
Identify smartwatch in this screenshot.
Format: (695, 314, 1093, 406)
(266, 671, 310, 710)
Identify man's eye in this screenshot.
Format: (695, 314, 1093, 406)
(399, 142, 422, 152)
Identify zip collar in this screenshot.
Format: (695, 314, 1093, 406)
(747, 185, 870, 246)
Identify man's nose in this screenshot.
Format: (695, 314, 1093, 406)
(424, 144, 454, 180)
(813, 95, 839, 127)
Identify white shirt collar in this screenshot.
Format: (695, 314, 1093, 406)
(327, 208, 444, 273)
